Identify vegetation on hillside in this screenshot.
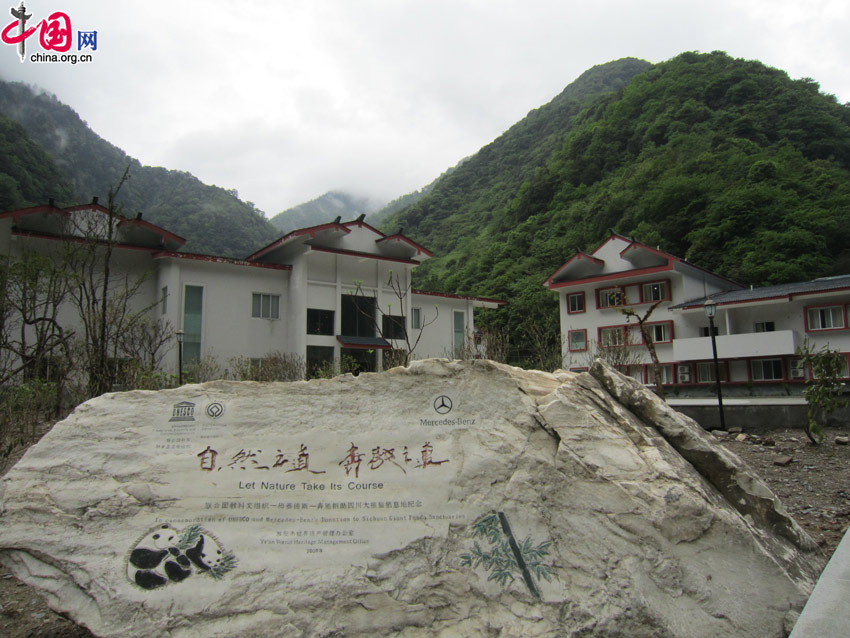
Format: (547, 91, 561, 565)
(269, 191, 383, 235)
(381, 52, 850, 366)
(0, 82, 278, 257)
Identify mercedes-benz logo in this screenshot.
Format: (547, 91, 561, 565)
(206, 402, 225, 419)
(433, 395, 453, 415)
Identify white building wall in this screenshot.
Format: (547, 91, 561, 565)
(159, 258, 290, 369)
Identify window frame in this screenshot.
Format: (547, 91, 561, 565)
(568, 329, 587, 352)
(754, 321, 775, 333)
(639, 279, 671, 304)
(382, 314, 407, 340)
(805, 304, 846, 332)
(252, 292, 280, 320)
(567, 292, 586, 314)
(642, 320, 673, 344)
(696, 361, 728, 384)
(596, 286, 626, 310)
(411, 307, 422, 330)
(306, 308, 334, 336)
(650, 364, 674, 386)
(750, 358, 785, 382)
(598, 324, 628, 348)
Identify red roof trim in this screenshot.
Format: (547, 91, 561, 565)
(547, 264, 675, 289)
(310, 246, 419, 266)
(63, 203, 112, 215)
(375, 234, 434, 257)
(412, 289, 507, 305)
(0, 204, 69, 222)
(544, 252, 605, 287)
(342, 220, 386, 237)
(336, 336, 392, 350)
(677, 286, 850, 311)
(11, 229, 157, 253)
(153, 251, 292, 270)
(247, 221, 351, 260)
(119, 217, 187, 246)
(618, 239, 677, 262)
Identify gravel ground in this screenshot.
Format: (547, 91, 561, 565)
(1, 424, 847, 637)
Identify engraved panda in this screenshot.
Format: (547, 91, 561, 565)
(127, 524, 236, 590)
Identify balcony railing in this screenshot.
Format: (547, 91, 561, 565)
(672, 330, 802, 361)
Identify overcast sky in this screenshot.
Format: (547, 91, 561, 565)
(1, 0, 848, 215)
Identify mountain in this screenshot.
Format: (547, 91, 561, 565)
(366, 161, 463, 229)
(0, 81, 279, 257)
(269, 191, 384, 235)
(378, 52, 850, 362)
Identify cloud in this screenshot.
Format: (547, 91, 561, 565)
(1, 0, 849, 215)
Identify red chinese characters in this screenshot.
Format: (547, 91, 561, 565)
(2, 11, 72, 52)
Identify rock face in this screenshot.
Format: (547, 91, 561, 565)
(0, 360, 824, 637)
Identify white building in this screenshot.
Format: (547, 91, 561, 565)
(0, 202, 503, 378)
(545, 234, 850, 393)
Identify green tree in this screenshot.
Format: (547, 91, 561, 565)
(796, 341, 849, 444)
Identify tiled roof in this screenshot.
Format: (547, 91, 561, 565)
(671, 274, 850, 309)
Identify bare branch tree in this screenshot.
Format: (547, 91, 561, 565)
(350, 272, 438, 367)
(620, 299, 665, 399)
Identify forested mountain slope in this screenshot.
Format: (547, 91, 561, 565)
(269, 191, 383, 235)
(0, 82, 278, 257)
(382, 52, 850, 356)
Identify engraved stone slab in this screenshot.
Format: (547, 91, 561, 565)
(0, 360, 825, 637)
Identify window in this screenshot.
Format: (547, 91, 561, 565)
(382, 315, 406, 340)
(341, 294, 375, 337)
(625, 366, 644, 383)
(751, 358, 784, 381)
(453, 311, 466, 350)
(412, 307, 422, 329)
(645, 322, 672, 344)
(252, 293, 280, 319)
(161, 286, 168, 315)
(597, 287, 624, 309)
(599, 326, 625, 347)
(651, 365, 674, 385)
(641, 281, 669, 303)
(183, 285, 203, 364)
(306, 346, 335, 378)
(697, 362, 727, 383)
(568, 292, 585, 314)
(807, 306, 844, 331)
(307, 309, 334, 335)
(568, 329, 587, 352)
(754, 321, 775, 333)
(699, 326, 719, 337)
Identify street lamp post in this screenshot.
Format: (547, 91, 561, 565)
(175, 329, 184, 386)
(703, 299, 726, 430)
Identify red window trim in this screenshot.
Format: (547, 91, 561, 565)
(598, 324, 630, 348)
(596, 286, 626, 310)
(638, 279, 672, 304)
(803, 303, 848, 333)
(640, 320, 674, 344)
(748, 357, 785, 382)
(567, 291, 586, 315)
(694, 360, 730, 384)
(645, 363, 674, 385)
(568, 329, 588, 352)
(569, 366, 589, 373)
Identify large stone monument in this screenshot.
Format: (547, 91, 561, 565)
(0, 360, 823, 637)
